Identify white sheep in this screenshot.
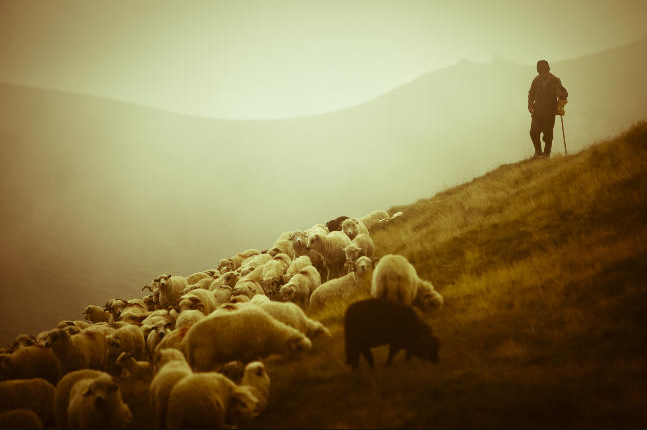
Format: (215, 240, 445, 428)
(104, 299, 129, 320)
(208, 270, 240, 291)
(0, 345, 61, 386)
(115, 352, 153, 382)
(117, 299, 149, 324)
(306, 230, 351, 281)
(45, 327, 108, 374)
(54, 369, 105, 428)
(67, 372, 132, 429)
(177, 288, 218, 315)
(153, 325, 191, 357)
(183, 306, 312, 371)
(279, 266, 321, 310)
(0, 378, 55, 428)
(183, 275, 215, 293)
(260, 253, 293, 297)
(157, 275, 189, 309)
(359, 209, 390, 231)
(149, 348, 193, 429)
(344, 233, 375, 264)
(106, 324, 146, 363)
(250, 295, 330, 341)
(175, 309, 205, 330)
(282, 255, 312, 284)
(83, 305, 110, 324)
(186, 271, 211, 285)
(233, 278, 266, 299)
(371, 254, 444, 312)
(228, 248, 262, 270)
(237, 253, 272, 276)
(414, 279, 445, 312)
(309, 256, 375, 314)
(57, 320, 91, 332)
(166, 360, 270, 428)
(341, 217, 369, 240)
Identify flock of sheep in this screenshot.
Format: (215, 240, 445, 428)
(0, 209, 445, 429)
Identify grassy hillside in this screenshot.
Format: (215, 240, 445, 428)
(253, 121, 647, 428)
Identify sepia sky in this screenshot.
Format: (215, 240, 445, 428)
(1, 0, 646, 119)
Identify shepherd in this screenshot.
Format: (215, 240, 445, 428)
(528, 59, 568, 158)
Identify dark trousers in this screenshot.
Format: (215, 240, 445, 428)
(530, 114, 555, 155)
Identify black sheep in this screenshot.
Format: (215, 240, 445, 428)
(344, 298, 440, 370)
(325, 215, 349, 232)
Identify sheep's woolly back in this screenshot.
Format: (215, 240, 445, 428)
(0, 409, 44, 429)
(0, 344, 61, 386)
(149, 348, 193, 429)
(165, 372, 235, 429)
(359, 210, 390, 231)
(0, 377, 55, 427)
(183, 306, 311, 371)
(249, 296, 330, 340)
(54, 369, 105, 428)
(371, 254, 419, 306)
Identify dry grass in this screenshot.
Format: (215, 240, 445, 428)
(252, 121, 647, 428)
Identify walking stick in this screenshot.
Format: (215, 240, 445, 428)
(560, 114, 567, 155)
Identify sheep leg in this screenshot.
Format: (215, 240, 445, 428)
(386, 345, 402, 366)
(361, 348, 374, 368)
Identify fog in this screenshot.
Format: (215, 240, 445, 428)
(1, 2, 647, 345)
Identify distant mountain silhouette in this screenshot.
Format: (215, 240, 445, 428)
(0, 34, 645, 345)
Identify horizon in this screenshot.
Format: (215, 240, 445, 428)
(1, 0, 646, 119)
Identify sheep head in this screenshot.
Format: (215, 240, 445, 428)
(287, 335, 312, 356)
(279, 284, 296, 302)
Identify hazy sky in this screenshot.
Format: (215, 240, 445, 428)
(1, 0, 646, 119)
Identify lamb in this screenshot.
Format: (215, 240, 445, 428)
(54, 369, 105, 428)
(177, 288, 218, 315)
(115, 352, 153, 382)
(325, 215, 349, 232)
(344, 298, 440, 370)
(341, 217, 369, 240)
(371, 254, 444, 312)
(83, 305, 111, 323)
(157, 275, 189, 309)
(149, 348, 193, 429)
(279, 266, 321, 310)
(250, 295, 330, 341)
(0, 344, 61, 386)
(0, 409, 44, 429)
(183, 306, 312, 371)
(106, 324, 146, 363)
(344, 233, 375, 266)
(238, 360, 271, 417)
(0, 378, 55, 427)
(309, 256, 375, 314)
(45, 327, 108, 374)
(359, 209, 390, 231)
(67, 372, 132, 429)
(306, 230, 351, 281)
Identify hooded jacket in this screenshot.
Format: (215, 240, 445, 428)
(528, 73, 568, 115)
